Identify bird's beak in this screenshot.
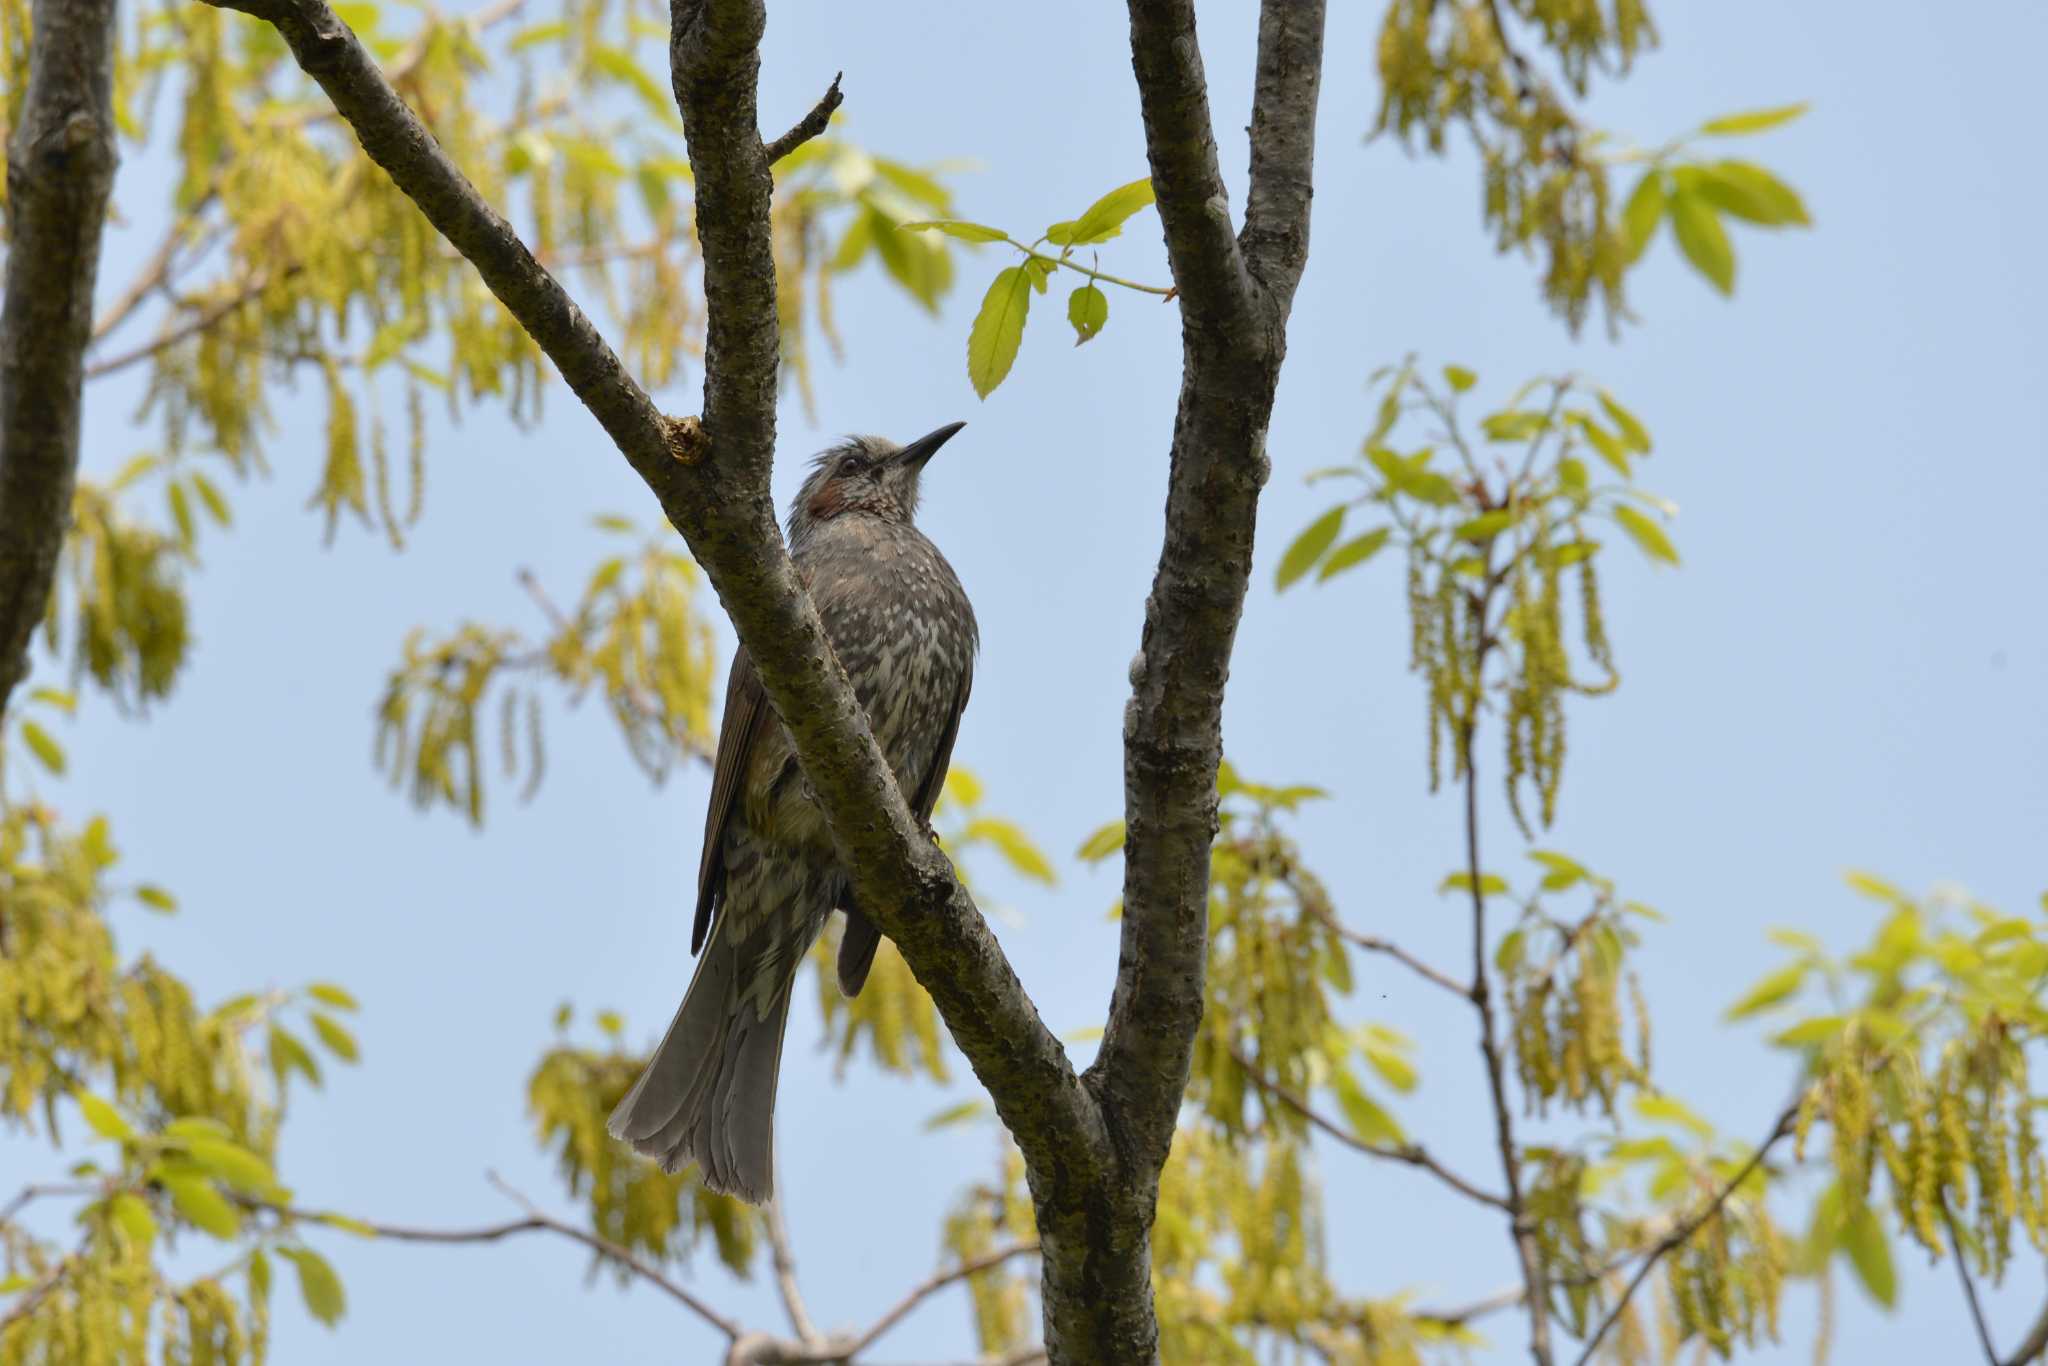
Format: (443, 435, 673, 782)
(893, 420, 967, 471)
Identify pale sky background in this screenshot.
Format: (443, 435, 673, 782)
(20, 1, 2048, 1362)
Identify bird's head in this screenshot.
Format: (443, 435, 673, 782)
(787, 422, 966, 544)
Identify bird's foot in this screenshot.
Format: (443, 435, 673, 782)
(919, 816, 943, 847)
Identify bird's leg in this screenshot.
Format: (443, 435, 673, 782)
(919, 814, 943, 847)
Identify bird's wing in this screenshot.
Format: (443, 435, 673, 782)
(693, 645, 768, 955)
(837, 667, 973, 997)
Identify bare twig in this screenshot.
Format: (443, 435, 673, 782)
(1571, 1101, 1800, 1366)
(1945, 1199, 2002, 1366)
(0, 1181, 97, 1226)
(1462, 723, 1553, 1366)
(1232, 1048, 1508, 1212)
(764, 1189, 824, 1348)
(84, 266, 290, 381)
(2008, 1294, 2048, 1366)
(836, 1242, 1041, 1360)
(88, 205, 214, 345)
(763, 72, 842, 166)
(226, 1174, 744, 1340)
(1311, 905, 1469, 999)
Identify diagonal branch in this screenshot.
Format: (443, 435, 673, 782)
(1945, 1198, 2002, 1366)
(1311, 905, 1469, 999)
(764, 72, 843, 167)
(1239, 0, 1326, 301)
(1571, 1099, 1801, 1366)
(198, 0, 1098, 1241)
(0, 0, 120, 717)
(834, 1242, 1041, 1360)
(1232, 1049, 1508, 1211)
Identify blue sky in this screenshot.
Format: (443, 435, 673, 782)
(28, 1, 2048, 1361)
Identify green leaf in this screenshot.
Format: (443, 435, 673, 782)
(1330, 1068, 1404, 1145)
(1621, 171, 1666, 262)
(1696, 160, 1811, 227)
(1495, 928, 1526, 973)
(1454, 510, 1513, 543)
(1725, 962, 1807, 1020)
(923, 1099, 989, 1131)
(1481, 410, 1549, 442)
(899, 219, 1006, 243)
(1613, 505, 1679, 566)
(162, 1172, 240, 1239)
(1529, 850, 1587, 891)
(1362, 1040, 1418, 1093)
(136, 884, 178, 913)
(1317, 527, 1392, 581)
(1275, 506, 1346, 590)
(167, 480, 196, 545)
(282, 1246, 348, 1326)
(1066, 284, 1108, 345)
(1049, 177, 1155, 247)
(269, 1023, 322, 1089)
(1699, 102, 1810, 137)
(1843, 870, 1910, 906)
(1633, 1093, 1714, 1140)
(310, 1012, 360, 1063)
(1076, 820, 1126, 862)
(963, 818, 1057, 885)
(249, 1248, 273, 1303)
(184, 1137, 277, 1195)
(307, 982, 358, 1012)
(1669, 190, 1735, 295)
(76, 1092, 133, 1142)
(316, 1211, 378, 1238)
(1840, 1204, 1897, 1307)
(1442, 364, 1477, 393)
(191, 473, 233, 527)
(20, 720, 66, 775)
(1441, 871, 1509, 898)
(1773, 1015, 1847, 1047)
(596, 1009, 624, 1037)
(28, 686, 76, 714)
(966, 267, 1032, 398)
(110, 1193, 158, 1251)
(1598, 391, 1652, 453)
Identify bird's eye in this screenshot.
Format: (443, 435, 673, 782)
(837, 456, 860, 476)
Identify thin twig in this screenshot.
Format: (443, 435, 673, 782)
(1570, 1100, 1800, 1366)
(2007, 1293, 2048, 1366)
(1462, 712, 1553, 1365)
(0, 1253, 78, 1335)
(1231, 1048, 1509, 1212)
(764, 1188, 824, 1348)
(0, 1181, 97, 1226)
(763, 73, 843, 166)
(1310, 905, 1469, 999)
(88, 202, 214, 344)
(836, 1242, 1041, 1359)
(83, 266, 289, 381)
(1945, 1199, 2002, 1366)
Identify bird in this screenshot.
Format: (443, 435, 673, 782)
(607, 422, 978, 1203)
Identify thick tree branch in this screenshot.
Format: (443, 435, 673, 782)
(0, 0, 119, 716)
(1119, 0, 1253, 335)
(1076, 0, 1327, 1359)
(1239, 0, 1325, 302)
(199, 0, 1099, 1294)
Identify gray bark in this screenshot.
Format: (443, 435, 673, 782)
(199, 0, 1329, 1359)
(0, 0, 119, 715)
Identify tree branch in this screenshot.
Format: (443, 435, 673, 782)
(1945, 1199, 2002, 1366)
(1571, 1100, 1800, 1366)
(1118, 0, 1253, 334)
(834, 1242, 1042, 1361)
(199, 0, 1098, 1278)
(2007, 1294, 2048, 1366)
(764, 1190, 825, 1348)
(763, 72, 842, 166)
(0, 0, 119, 716)
(1311, 905, 1468, 999)
(1074, 1, 1327, 1358)
(1461, 720, 1552, 1364)
(1239, 0, 1325, 302)
(1232, 1049, 1508, 1211)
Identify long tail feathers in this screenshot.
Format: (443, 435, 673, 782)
(607, 934, 795, 1205)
